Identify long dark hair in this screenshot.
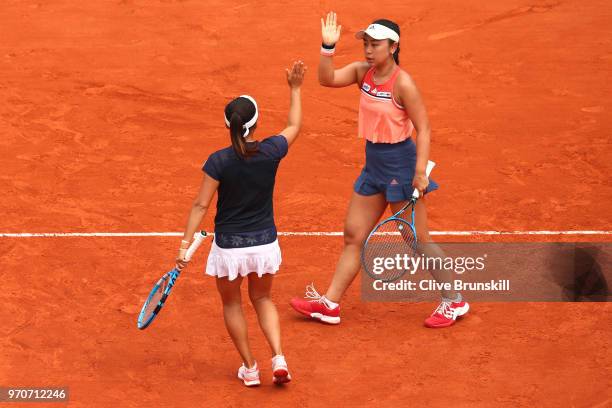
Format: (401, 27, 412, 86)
(224, 97, 258, 159)
(372, 18, 400, 65)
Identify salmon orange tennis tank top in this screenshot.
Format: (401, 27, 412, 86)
(358, 66, 414, 143)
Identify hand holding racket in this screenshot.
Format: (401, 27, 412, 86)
(137, 231, 208, 330)
(361, 161, 436, 282)
(412, 168, 430, 198)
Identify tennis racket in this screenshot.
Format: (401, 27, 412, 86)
(137, 231, 208, 330)
(361, 161, 436, 282)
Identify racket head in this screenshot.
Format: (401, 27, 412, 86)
(137, 231, 207, 330)
(137, 268, 180, 330)
(362, 216, 418, 282)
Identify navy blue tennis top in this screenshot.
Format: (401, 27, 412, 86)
(203, 135, 288, 247)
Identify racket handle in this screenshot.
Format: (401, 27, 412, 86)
(412, 160, 436, 199)
(184, 231, 208, 262)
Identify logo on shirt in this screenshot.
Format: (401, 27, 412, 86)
(361, 84, 392, 100)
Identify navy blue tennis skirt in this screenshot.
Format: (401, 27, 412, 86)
(353, 139, 439, 202)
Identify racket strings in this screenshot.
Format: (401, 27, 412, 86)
(143, 286, 163, 318)
(363, 218, 418, 282)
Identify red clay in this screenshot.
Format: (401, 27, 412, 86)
(1, 0, 611, 407)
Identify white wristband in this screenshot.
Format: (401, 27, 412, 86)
(320, 46, 336, 56)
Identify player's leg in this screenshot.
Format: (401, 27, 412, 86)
(325, 191, 388, 302)
(390, 197, 458, 300)
(215, 276, 256, 367)
(248, 273, 291, 383)
(247, 273, 281, 356)
(290, 191, 387, 324)
(391, 197, 469, 328)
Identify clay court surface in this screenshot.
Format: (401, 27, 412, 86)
(1, 0, 611, 407)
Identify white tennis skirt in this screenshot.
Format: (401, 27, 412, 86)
(205, 239, 282, 281)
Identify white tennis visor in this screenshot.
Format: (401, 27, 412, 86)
(224, 95, 259, 138)
(355, 23, 400, 43)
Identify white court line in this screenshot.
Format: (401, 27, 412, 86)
(0, 230, 611, 237)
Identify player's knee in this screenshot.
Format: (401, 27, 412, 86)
(221, 297, 242, 308)
(343, 224, 368, 247)
(248, 291, 269, 305)
(417, 231, 432, 243)
(218, 289, 242, 306)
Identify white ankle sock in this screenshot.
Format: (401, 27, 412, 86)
(322, 296, 339, 309)
(443, 293, 462, 303)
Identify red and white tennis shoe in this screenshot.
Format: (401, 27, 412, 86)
(271, 355, 291, 384)
(424, 299, 470, 328)
(237, 362, 260, 387)
(290, 284, 341, 324)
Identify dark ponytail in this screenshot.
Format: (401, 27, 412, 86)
(229, 112, 248, 159)
(225, 96, 258, 159)
(392, 42, 400, 65)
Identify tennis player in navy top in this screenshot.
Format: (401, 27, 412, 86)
(176, 61, 306, 387)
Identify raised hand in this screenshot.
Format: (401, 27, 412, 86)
(286, 60, 307, 89)
(321, 11, 342, 46)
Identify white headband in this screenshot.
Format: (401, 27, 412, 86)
(355, 23, 400, 43)
(224, 95, 259, 138)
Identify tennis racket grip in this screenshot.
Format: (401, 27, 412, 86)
(184, 231, 208, 262)
(412, 160, 436, 199)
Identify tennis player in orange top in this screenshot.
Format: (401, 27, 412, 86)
(290, 12, 469, 328)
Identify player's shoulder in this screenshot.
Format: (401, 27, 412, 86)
(355, 61, 371, 82)
(203, 145, 234, 178)
(206, 145, 234, 168)
(395, 69, 417, 88)
(209, 145, 233, 159)
(259, 135, 289, 158)
(354, 61, 370, 73)
(261, 134, 284, 143)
